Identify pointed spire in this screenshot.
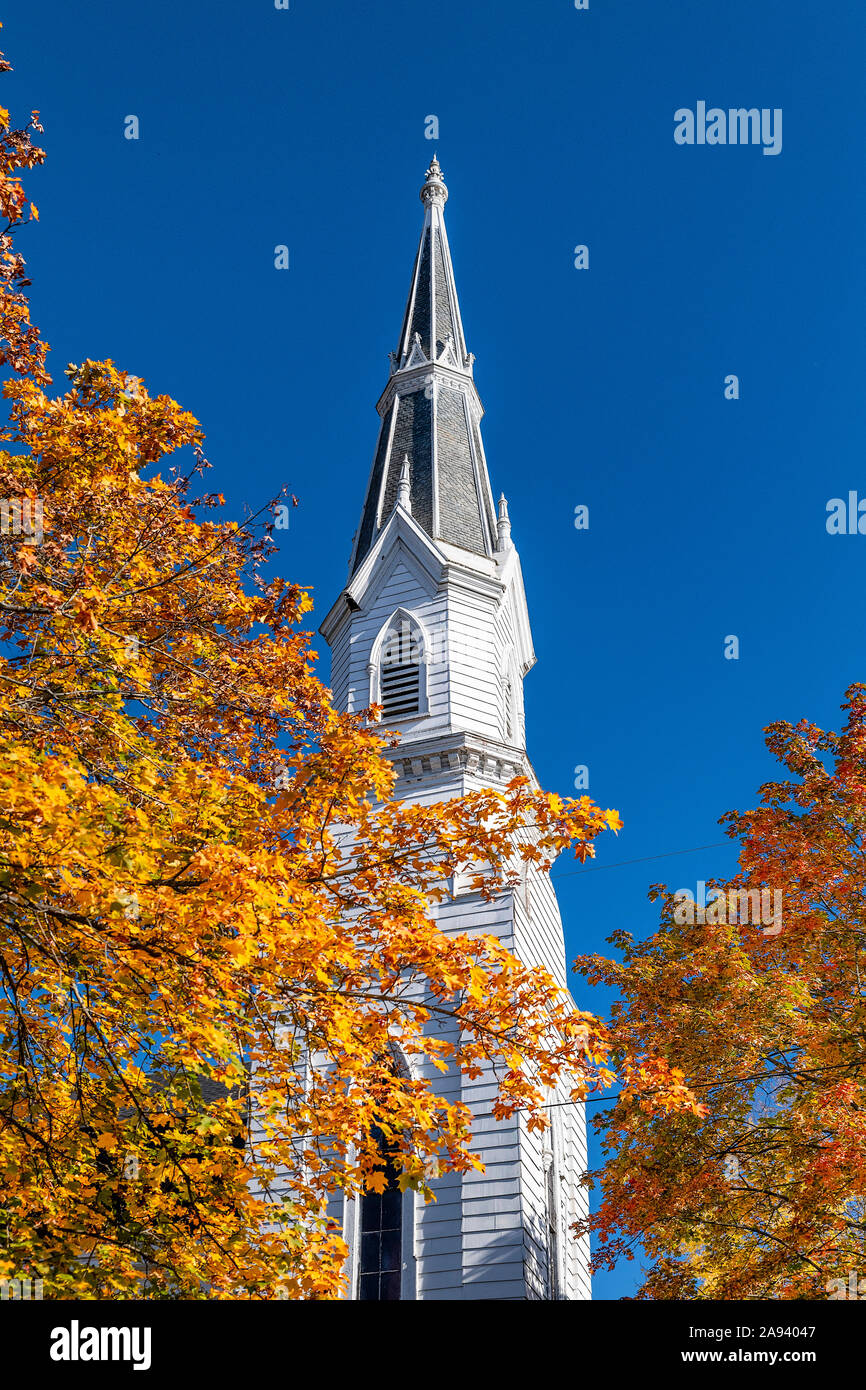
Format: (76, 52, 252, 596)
(394, 156, 469, 371)
(349, 160, 499, 575)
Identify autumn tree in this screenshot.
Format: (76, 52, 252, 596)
(0, 48, 700, 1298)
(576, 685, 866, 1299)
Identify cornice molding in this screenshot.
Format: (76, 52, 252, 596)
(384, 730, 537, 791)
(375, 362, 483, 421)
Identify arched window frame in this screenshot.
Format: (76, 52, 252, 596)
(368, 608, 430, 722)
(343, 1041, 418, 1301)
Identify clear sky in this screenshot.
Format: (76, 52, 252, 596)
(5, 0, 865, 1298)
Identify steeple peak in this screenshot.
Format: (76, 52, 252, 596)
(420, 155, 448, 208)
(350, 162, 498, 574)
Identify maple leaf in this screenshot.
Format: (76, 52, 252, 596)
(72, 603, 98, 632)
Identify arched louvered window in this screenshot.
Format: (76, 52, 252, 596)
(379, 615, 424, 720)
(357, 1126, 403, 1301)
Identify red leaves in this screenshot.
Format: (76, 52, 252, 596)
(72, 604, 99, 633)
(15, 544, 37, 572)
(575, 683, 866, 1299)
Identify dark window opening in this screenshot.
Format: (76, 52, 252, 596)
(546, 1159, 560, 1300)
(358, 1128, 403, 1301)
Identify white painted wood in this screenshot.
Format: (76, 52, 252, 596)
(321, 523, 591, 1300)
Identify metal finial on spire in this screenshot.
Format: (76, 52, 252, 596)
(420, 155, 448, 208)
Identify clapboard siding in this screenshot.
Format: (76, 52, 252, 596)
(321, 517, 591, 1300)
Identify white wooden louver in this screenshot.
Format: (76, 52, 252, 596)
(381, 654, 420, 718)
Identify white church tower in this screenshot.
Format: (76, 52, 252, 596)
(319, 158, 591, 1301)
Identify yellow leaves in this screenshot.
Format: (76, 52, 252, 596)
(0, 50, 644, 1298)
(225, 936, 255, 966)
(467, 965, 487, 1004)
(29, 201, 37, 221)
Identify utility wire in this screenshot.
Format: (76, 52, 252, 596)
(553, 841, 730, 880)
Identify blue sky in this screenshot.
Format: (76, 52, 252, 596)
(5, 0, 865, 1297)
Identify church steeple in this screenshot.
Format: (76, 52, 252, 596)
(350, 158, 498, 574)
(321, 160, 589, 1301)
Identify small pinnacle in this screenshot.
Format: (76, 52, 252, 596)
(496, 493, 512, 551)
(397, 454, 412, 514)
(421, 156, 448, 207)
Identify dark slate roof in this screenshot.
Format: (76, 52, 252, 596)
(350, 160, 497, 574)
(396, 214, 466, 367)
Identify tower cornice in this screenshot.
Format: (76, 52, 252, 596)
(374, 362, 484, 422)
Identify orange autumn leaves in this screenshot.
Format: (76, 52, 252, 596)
(575, 686, 866, 1299)
(0, 58, 46, 388)
(0, 47, 698, 1301)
